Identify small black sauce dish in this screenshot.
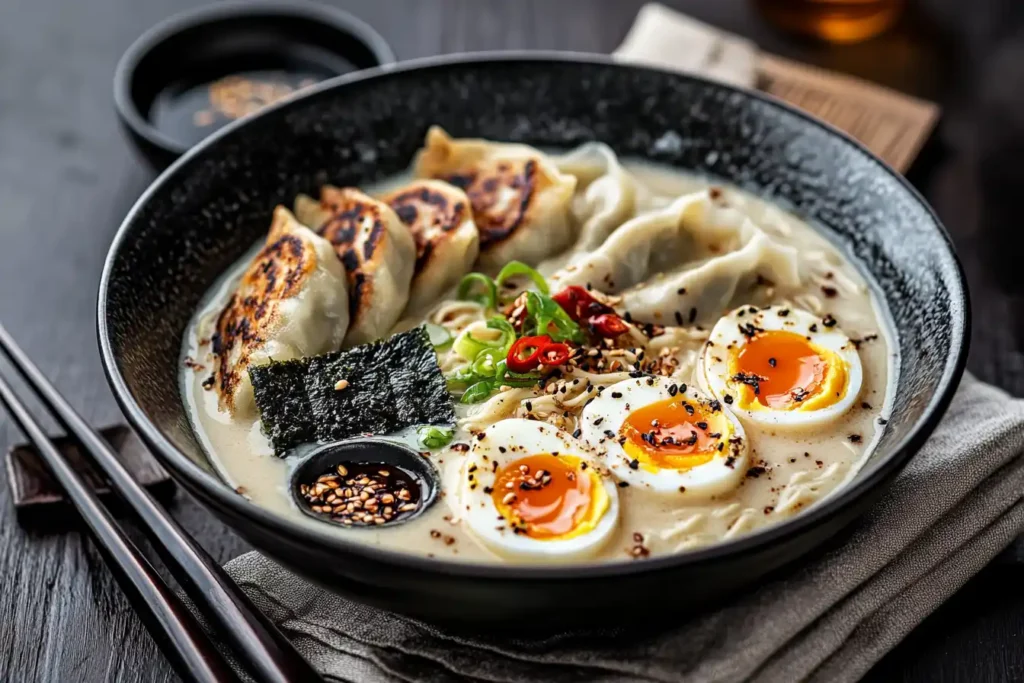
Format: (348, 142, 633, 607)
(113, 0, 395, 169)
(290, 439, 439, 528)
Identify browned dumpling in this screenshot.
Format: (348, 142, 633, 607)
(294, 187, 416, 347)
(413, 126, 576, 272)
(379, 179, 480, 314)
(210, 206, 349, 416)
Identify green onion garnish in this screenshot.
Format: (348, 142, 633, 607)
(418, 425, 455, 449)
(423, 322, 453, 350)
(456, 272, 498, 309)
(495, 260, 549, 295)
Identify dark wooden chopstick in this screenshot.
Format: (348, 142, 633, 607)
(0, 324, 325, 683)
(0, 361, 239, 683)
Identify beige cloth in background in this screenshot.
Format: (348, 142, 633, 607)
(215, 7, 1017, 682)
(613, 3, 759, 88)
(224, 376, 1024, 682)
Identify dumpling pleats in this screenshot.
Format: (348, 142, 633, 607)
(554, 142, 637, 253)
(619, 230, 801, 324)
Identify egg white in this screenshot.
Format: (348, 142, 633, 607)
(458, 419, 619, 562)
(579, 376, 748, 497)
(697, 305, 863, 428)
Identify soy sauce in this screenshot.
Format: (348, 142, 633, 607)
(149, 65, 336, 148)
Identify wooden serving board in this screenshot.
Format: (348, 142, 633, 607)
(758, 53, 939, 173)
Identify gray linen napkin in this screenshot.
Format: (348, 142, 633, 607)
(223, 373, 1024, 683)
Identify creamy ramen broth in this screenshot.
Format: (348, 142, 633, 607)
(182, 138, 894, 564)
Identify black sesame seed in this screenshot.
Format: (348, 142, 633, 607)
(628, 459, 640, 470)
(724, 395, 734, 404)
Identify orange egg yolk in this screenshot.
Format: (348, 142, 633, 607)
(621, 398, 721, 470)
(491, 454, 592, 538)
(735, 330, 828, 409)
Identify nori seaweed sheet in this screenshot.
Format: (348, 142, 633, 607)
(248, 358, 315, 454)
(250, 326, 455, 455)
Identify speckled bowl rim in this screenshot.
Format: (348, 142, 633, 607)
(98, 51, 970, 581)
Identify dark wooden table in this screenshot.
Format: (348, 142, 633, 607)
(0, 0, 1021, 680)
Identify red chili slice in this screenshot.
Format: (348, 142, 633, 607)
(552, 286, 628, 338)
(539, 341, 571, 366)
(507, 335, 551, 373)
(590, 313, 629, 338)
(552, 286, 613, 321)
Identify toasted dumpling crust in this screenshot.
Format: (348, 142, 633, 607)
(414, 126, 576, 271)
(380, 179, 480, 313)
(295, 186, 416, 347)
(211, 207, 349, 415)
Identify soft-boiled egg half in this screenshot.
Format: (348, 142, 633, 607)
(459, 419, 619, 561)
(698, 305, 863, 428)
(579, 376, 748, 496)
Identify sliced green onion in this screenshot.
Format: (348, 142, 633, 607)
(523, 291, 584, 343)
(486, 316, 516, 340)
(470, 347, 504, 376)
(453, 328, 502, 361)
(424, 322, 452, 350)
(456, 272, 498, 309)
(495, 260, 549, 295)
(418, 425, 455, 449)
(445, 366, 476, 388)
(461, 379, 496, 404)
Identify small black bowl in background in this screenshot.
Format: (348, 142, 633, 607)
(113, 0, 395, 169)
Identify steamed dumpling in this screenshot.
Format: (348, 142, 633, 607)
(555, 143, 636, 253)
(379, 179, 480, 314)
(413, 126, 577, 272)
(619, 230, 800, 324)
(550, 189, 800, 324)
(210, 207, 349, 417)
(294, 187, 416, 347)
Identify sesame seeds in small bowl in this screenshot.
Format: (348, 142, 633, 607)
(290, 439, 439, 528)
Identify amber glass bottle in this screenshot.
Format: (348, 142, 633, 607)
(754, 0, 905, 43)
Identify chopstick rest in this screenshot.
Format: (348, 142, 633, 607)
(6, 424, 174, 526)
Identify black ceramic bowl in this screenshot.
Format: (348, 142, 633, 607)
(98, 53, 969, 626)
